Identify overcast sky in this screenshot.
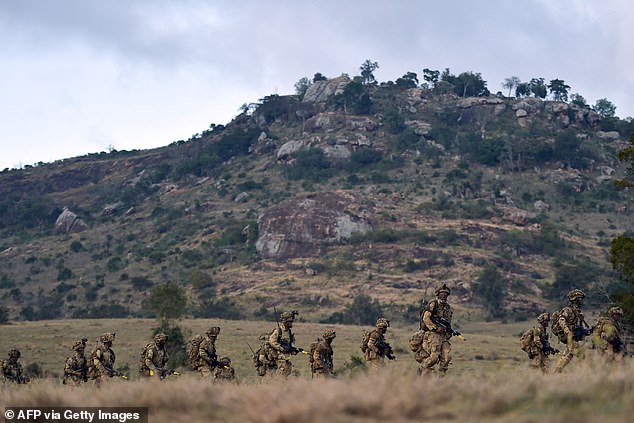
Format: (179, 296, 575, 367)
(1, 0, 633, 170)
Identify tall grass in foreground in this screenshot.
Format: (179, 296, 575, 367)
(2, 359, 633, 423)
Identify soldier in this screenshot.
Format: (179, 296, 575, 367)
(553, 289, 589, 373)
(63, 339, 88, 386)
(268, 310, 302, 377)
(253, 332, 276, 377)
(420, 284, 453, 376)
(139, 333, 170, 379)
(214, 356, 236, 382)
(197, 326, 220, 379)
(363, 318, 395, 371)
(520, 313, 558, 373)
(1, 348, 27, 384)
(310, 329, 336, 378)
(89, 332, 120, 386)
(593, 306, 625, 362)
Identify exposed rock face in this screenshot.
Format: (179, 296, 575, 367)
(55, 207, 87, 233)
(302, 76, 351, 103)
(256, 191, 373, 259)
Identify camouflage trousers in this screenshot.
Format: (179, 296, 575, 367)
(528, 351, 549, 373)
(420, 331, 451, 374)
(275, 359, 293, 377)
(554, 339, 582, 373)
(62, 375, 85, 386)
(597, 344, 624, 363)
(198, 365, 215, 380)
(365, 351, 386, 371)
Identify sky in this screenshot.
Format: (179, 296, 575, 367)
(1, 0, 633, 170)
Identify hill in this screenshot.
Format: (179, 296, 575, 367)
(1, 73, 633, 322)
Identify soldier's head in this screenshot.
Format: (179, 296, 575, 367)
(567, 289, 585, 306)
(219, 356, 231, 366)
(206, 326, 221, 339)
(435, 284, 451, 303)
(100, 332, 115, 346)
(72, 339, 87, 352)
(8, 348, 20, 361)
(376, 318, 390, 333)
(608, 306, 623, 319)
(323, 329, 336, 341)
(537, 313, 550, 326)
(154, 333, 168, 347)
(280, 310, 298, 328)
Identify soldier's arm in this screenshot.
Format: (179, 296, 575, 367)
(367, 333, 381, 353)
(198, 341, 212, 365)
(268, 329, 284, 352)
(64, 357, 82, 377)
(144, 347, 159, 370)
(93, 349, 110, 374)
(422, 302, 438, 331)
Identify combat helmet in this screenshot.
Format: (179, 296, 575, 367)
(608, 306, 623, 317)
(100, 332, 115, 343)
(8, 348, 20, 359)
(567, 289, 586, 302)
(435, 284, 451, 297)
(154, 333, 168, 344)
(219, 356, 231, 366)
(323, 329, 337, 340)
(376, 318, 390, 329)
(537, 313, 550, 324)
(280, 310, 298, 323)
(72, 338, 87, 351)
(206, 326, 221, 336)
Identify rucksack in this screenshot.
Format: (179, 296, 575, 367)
(360, 330, 371, 353)
(186, 335, 203, 370)
(139, 342, 154, 369)
(519, 328, 534, 352)
(308, 339, 320, 364)
(551, 309, 565, 340)
(409, 330, 425, 352)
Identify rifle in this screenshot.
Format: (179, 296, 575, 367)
(572, 325, 594, 341)
(543, 345, 559, 355)
(431, 316, 466, 341)
(378, 341, 396, 360)
(105, 366, 128, 380)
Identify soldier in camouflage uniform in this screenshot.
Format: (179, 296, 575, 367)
(63, 339, 88, 386)
(214, 356, 236, 382)
(1, 348, 27, 384)
(198, 326, 221, 379)
(420, 284, 453, 375)
(89, 332, 119, 386)
(268, 310, 301, 377)
(253, 332, 276, 377)
(521, 313, 557, 373)
(593, 306, 625, 362)
(311, 329, 336, 378)
(364, 318, 395, 371)
(553, 289, 589, 373)
(139, 333, 170, 378)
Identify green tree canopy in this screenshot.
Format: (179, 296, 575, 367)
(359, 59, 379, 85)
(502, 76, 521, 97)
(294, 77, 311, 99)
(150, 283, 187, 321)
(593, 98, 617, 118)
(548, 79, 571, 101)
(472, 265, 507, 318)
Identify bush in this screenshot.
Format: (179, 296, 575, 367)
(335, 294, 383, 325)
(131, 276, 154, 291)
(195, 297, 244, 320)
(152, 321, 188, 368)
(150, 283, 187, 321)
(0, 305, 8, 324)
(472, 265, 507, 318)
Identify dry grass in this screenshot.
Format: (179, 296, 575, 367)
(2, 319, 633, 422)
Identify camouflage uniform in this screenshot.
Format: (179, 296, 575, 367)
(139, 333, 170, 378)
(593, 306, 625, 362)
(214, 356, 236, 382)
(364, 318, 394, 371)
(554, 289, 588, 373)
(311, 329, 336, 378)
(63, 339, 88, 386)
(1, 349, 26, 384)
(198, 327, 220, 379)
(420, 284, 453, 375)
(523, 313, 556, 373)
(254, 333, 276, 377)
(89, 332, 117, 386)
(268, 311, 300, 377)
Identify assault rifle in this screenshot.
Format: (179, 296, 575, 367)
(150, 368, 181, 380)
(378, 341, 396, 360)
(543, 344, 559, 355)
(430, 316, 466, 341)
(104, 366, 128, 380)
(572, 325, 594, 342)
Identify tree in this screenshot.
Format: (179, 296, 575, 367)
(548, 79, 571, 101)
(359, 59, 379, 85)
(150, 283, 187, 322)
(472, 265, 507, 318)
(570, 93, 588, 108)
(342, 294, 383, 325)
(515, 82, 531, 98)
(593, 98, 617, 118)
(294, 77, 311, 99)
(313, 72, 327, 82)
(502, 76, 521, 97)
(615, 133, 634, 189)
(529, 78, 547, 99)
(395, 72, 418, 89)
(422, 68, 440, 88)
(0, 305, 8, 324)
(442, 69, 489, 97)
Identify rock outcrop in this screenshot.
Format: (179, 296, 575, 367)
(302, 76, 351, 103)
(55, 207, 87, 234)
(256, 191, 373, 259)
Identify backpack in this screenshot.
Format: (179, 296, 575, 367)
(360, 330, 371, 353)
(409, 330, 425, 352)
(139, 342, 154, 369)
(308, 339, 321, 364)
(550, 309, 565, 340)
(519, 328, 534, 352)
(186, 335, 203, 370)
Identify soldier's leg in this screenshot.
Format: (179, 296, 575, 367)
(422, 333, 441, 372)
(198, 366, 213, 379)
(438, 340, 452, 374)
(554, 343, 574, 373)
(276, 359, 292, 377)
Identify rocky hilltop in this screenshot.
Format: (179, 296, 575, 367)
(0, 74, 632, 323)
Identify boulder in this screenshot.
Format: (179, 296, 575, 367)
(55, 207, 87, 234)
(277, 139, 312, 161)
(256, 191, 373, 259)
(302, 76, 351, 103)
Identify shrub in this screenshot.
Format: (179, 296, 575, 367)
(131, 276, 154, 291)
(0, 305, 8, 324)
(472, 265, 507, 318)
(150, 283, 187, 321)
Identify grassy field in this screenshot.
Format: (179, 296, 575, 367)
(2, 318, 633, 422)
